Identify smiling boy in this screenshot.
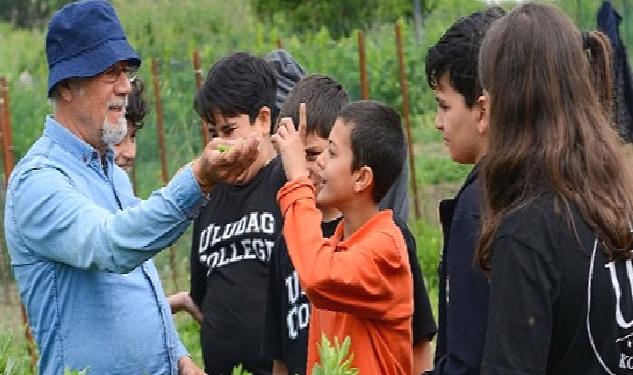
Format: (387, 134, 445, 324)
(273, 100, 413, 374)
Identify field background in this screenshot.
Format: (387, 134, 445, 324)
(0, 0, 631, 371)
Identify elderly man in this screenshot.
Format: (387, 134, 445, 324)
(4, 1, 258, 374)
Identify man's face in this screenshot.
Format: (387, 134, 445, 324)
(433, 73, 487, 164)
(68, 61, 134, 151)
(113, 122, 137, 172)
(315, 119, 358, 209)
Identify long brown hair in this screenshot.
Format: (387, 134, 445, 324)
(477, 3, 632, 272)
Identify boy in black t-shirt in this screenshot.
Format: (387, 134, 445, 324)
(170, 52, 281, 375)
(423, 7, 504, 375)
(262, 75, 436, 375)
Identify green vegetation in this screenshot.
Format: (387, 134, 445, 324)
(0, 331, 31, 375)
(311, 334, 359, 375)
(0, 0, 632, 372)
(231, 364, 253, 375)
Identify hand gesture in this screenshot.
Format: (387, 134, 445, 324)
(192, 135, 260, 193)
(271, 102, 309, 181)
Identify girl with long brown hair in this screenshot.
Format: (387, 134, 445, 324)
(477, 3, 633, 375)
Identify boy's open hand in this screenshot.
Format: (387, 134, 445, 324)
(192, 135, 260, 193)
(272, 102, 310, 181)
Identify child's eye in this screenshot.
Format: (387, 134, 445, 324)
(305, 151, 322, 162)
(439, 103, 449, 111)
(220, 126, 235, 136)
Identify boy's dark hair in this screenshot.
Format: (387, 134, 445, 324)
(338, 100, 405, 203)
(425, 7, 505, 107)
(194, 52, 277, 126)
(125, 78, 147, 129)
(277, 74, 349, 138)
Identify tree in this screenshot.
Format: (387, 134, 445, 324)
(0, 0, 74, 29)
(252, 0, 437, 39)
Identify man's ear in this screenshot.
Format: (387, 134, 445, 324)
(475, 95, 489, 135)
(57, 82, 74, 103)
(353, 165, 374, 195)
(257, 106, 272, 135)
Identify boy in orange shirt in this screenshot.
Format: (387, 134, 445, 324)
(272, 100, 413, 374)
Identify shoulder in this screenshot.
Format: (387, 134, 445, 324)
(391, 214, 416, 250)
(365, 213, 407, 263)
(498, 195, 561, 238)
(266, 156, 287, 186)
(494, 195, 591, 262)
(455, 170, 482, 215)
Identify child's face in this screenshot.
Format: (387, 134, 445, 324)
(305, 131, 328, 190)
(434, 74, 487, 164)
(315, 119, 357, 208)
(113, 122, 137, 172)
(210, 108, 270, 183)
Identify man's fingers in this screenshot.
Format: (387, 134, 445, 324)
(299, 102, 307, 139)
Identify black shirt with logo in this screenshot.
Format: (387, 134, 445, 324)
(190, 157, 285, 375)
(262, 214, 437, 375)
(481, 195, 633, 375)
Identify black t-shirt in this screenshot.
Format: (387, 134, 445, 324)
(481, 195, 633, 375)
(190, 157, 286, 375)
(262, 213, 437, 375)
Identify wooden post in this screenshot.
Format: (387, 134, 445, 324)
(192, 50, 210, 147)
(150, 59, 179, 291)
(0, 78, 10, 306)
(358, 31, 369, 100)
(276, 37, 283, 49)
(0, 77, 15, 184)
(0, 77, 37, 373)
(395, 23, 421, 219)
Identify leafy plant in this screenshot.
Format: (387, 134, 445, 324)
(231, 364, 253, 375)
(311, 334, 359, 375)
(0, 330, 32, 375)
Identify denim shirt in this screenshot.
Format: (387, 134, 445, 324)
(5, 116, 206, 374)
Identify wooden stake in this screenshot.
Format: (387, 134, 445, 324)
(395, 23, 421, 219)
(192, 50, 210, 147)
(358, 31, 369, 100)
(150, 59, 179, 291)
(0, 76, 37, 373)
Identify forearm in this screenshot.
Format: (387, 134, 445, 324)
(15, 166, 205, 273)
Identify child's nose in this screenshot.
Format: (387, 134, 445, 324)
(316, 152, 326, 169)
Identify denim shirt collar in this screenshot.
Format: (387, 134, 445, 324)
(43, 115, 114, 166)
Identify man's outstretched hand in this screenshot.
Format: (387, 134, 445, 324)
(192, 135, 260, 193)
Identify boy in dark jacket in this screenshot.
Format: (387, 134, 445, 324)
(424, 7, 504, 375)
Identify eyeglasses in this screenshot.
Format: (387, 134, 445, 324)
(100, 63, 138, 83)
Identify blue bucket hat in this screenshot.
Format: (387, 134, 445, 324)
(46, 0, 141, 97)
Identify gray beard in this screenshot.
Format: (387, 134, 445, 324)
(102, 115, 128, 146)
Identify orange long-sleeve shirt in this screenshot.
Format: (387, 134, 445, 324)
(277, 177, 413, 375)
